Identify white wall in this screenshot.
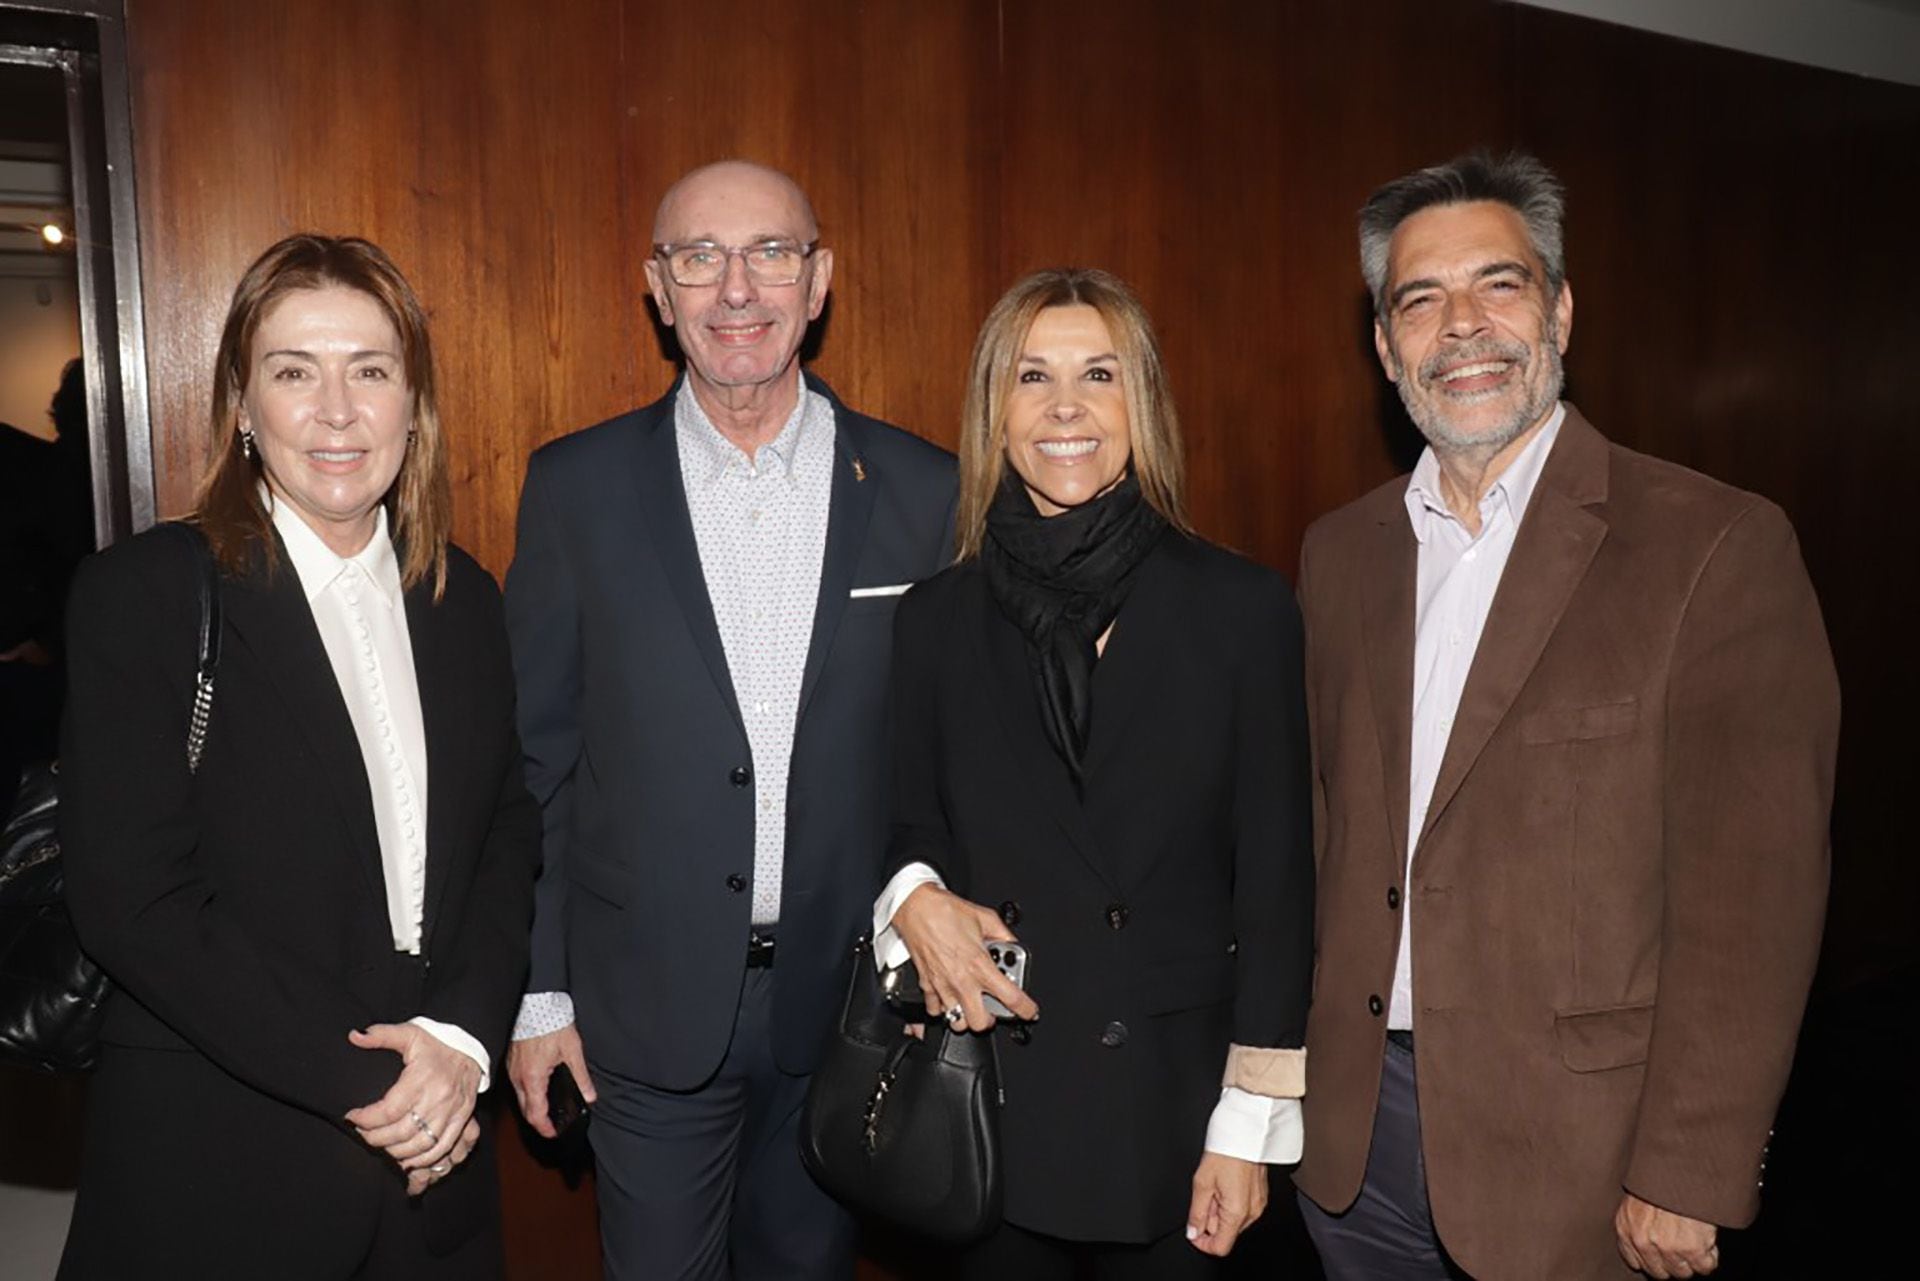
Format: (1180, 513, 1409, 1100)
(1512, 0, 1920, 88)
(0, 275, 81, 441)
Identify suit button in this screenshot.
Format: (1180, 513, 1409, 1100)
(1387, 886, 1401, 909)
(1368, 994, 1384, 1016)
(999, 900, 1021, 927)
(1009, 1024, 1031, 1046)
(1099, 1021, 1129, 1048)
(1105, 903, 1129, 930)
(729, 766, 752, 787)
(725, 873, 746, 893)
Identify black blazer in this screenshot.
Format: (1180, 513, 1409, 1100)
(505, 374, 956, 1088)
(887, 532, 1313, 1243)
(57, 526, 539, 1277)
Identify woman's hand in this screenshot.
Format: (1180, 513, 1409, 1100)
(343, 1023, 483, 1178)
(892, 884, 1039, 1032)
(403, 1117, 481, 1197)
(1187, 1153, 1267, 1256)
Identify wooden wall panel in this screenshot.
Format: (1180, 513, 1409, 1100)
(114, 2, 1917, 1277)
(619, 0, 1001, 450)
(127, 0, 642, 570)
(1504, 6, 1920, 988)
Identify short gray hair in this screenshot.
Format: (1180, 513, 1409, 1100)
(1359, 150, 1566, 318)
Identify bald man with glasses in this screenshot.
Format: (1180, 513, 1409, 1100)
(503, 160, 957, 1281)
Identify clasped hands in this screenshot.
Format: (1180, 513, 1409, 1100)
(343, 1023, 482, 1197)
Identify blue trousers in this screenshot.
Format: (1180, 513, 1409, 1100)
(1296, 1035, 1470, 1280)
(587, 968, 856, 1281)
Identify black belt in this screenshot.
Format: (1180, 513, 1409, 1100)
(1386, 1029, 1414, 1051)
(746, 930, 777, 969)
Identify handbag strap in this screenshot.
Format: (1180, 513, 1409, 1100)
(174, 523, 222, 775)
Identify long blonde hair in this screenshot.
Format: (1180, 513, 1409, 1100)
(955, 268, 1191, 560)
(194, 234, 451, 597)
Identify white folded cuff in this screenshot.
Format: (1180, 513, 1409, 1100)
(1204, 1089, 1303, 1164)
(871, 862, 945, 970)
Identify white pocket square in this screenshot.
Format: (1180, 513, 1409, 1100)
(849, 583, 912, 599)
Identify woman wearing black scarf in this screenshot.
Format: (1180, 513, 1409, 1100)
(873, 269, 1314, 1276)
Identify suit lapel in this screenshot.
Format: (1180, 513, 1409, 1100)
(630, 394, 745, 732)
(1360, 513, 1418, 876)
(1418, 411, 1611, 846)
(797, 406, 877, 720)
(221, 551, 386, 904)
(974, 585, 1119, 893)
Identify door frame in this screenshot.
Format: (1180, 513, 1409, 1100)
(2, 0, 151, 545)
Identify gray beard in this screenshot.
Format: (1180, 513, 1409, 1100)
(1397, 322, 1565, 459)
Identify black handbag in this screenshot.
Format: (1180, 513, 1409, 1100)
(800, 935, 1004, 1243)
(0, 523, 221, 1073)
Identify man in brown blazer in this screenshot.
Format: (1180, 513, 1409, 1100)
(1292, 151, 1839, 1281)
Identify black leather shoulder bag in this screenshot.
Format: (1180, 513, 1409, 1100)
(0, 523, 221, 1073)
(800, 935, 1004, 1243)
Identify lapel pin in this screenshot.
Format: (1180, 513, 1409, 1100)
(851, 456, 867, 483)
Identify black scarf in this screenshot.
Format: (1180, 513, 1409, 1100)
(982, 471, 1167, 785)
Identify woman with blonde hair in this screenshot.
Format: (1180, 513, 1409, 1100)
(57, 234, 537, 1279)
(875, 268, 1314, 1275)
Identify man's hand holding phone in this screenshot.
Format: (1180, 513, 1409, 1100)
(506, 1023, 597, 1139)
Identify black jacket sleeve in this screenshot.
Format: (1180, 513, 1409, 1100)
(60, 536, 397, 1121)
(883, 576, 960, 889)
(1229, 573, 1315, 1049)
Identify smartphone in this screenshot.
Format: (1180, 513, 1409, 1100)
(981, 941, 1030, 1019)
(881, 941, 1031, 1020)
(547, 1062, 588, 1134)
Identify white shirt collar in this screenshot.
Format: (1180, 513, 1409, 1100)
(1404, 401, 1567, 545)
(674, 371, 811, 488)
(267, 491, 404, 610)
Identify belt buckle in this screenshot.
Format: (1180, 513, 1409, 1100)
(746, 930, 776, 969)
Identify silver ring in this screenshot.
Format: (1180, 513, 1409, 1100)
(410, 1110, 438, 1142)
(944, 1004, 964, 1024)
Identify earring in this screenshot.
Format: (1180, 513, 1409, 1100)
(239, 429, 256, 461)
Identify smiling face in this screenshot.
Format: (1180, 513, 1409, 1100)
(1375, 199, 1572, 457)
(240, 284, 412, 555)
(1002, 305, 1133, 516)
(643, 162, 832, 405)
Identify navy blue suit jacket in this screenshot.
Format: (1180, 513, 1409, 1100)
(505, 374, 956, 1088)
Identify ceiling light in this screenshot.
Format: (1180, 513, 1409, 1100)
(41, 223, 65, 246)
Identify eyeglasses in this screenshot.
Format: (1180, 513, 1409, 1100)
(652, 239, 817, 287)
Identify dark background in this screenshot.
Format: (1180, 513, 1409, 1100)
(12, 1, 1912, 1276)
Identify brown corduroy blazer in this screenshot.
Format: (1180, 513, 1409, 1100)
(1292, 407, 1839, 1280)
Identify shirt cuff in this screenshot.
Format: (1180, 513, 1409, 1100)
(1204, 1088, 1303, 1164)
(872, 862, 945, 970)
(408, 1017, 492, 1094)
(512, 991, 575, 1041)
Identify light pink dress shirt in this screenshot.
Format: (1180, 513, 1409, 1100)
(1391, 403, 1566, 1030)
